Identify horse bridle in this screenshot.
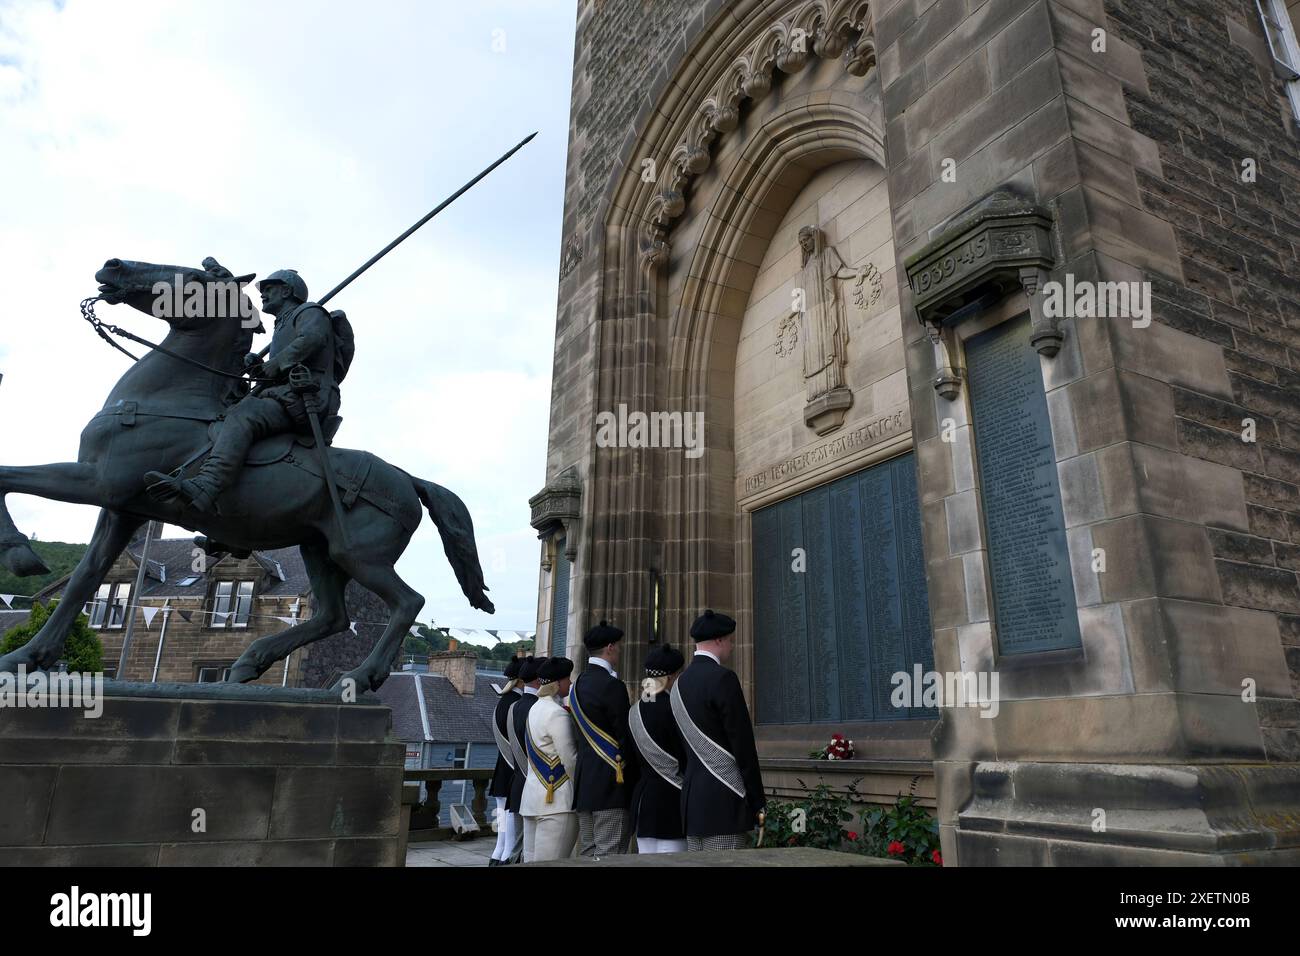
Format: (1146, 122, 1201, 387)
(81, 295, 276, 384)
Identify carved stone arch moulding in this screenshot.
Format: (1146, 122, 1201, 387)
(614, 0, 877, 270)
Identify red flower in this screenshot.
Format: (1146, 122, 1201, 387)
(787, 835, 798, 846)
(846, 831, 858, 841)
(931, 849, 943, 866)
(887, 841, 906, 857)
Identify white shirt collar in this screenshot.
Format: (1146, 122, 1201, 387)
(589, 656, 617, 679)
(524, 685, 539, 696)
(694, 649, 720, 665)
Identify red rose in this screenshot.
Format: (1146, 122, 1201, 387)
(887, 841, 906, 857)
(846, 831, 858, 841)
(932, 850, 943, 865)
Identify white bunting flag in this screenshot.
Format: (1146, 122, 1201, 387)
(349, 622, 358, 634)
(277, 616, 297, 626)
(141, 606, 160, 628)
(0, 594, 12, 609)
(213, 611, 229, 624)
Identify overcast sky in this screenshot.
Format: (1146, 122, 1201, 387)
(0, 0, 575, 634)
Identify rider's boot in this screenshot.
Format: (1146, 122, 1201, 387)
(144, 414, 260, 515)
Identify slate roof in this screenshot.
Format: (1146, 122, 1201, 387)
(377, 670, 498, 745)
(0, 609, 31, 634)
(34, 538, 312, 602)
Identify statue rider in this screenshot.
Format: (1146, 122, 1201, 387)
(145, 269, 342, 515)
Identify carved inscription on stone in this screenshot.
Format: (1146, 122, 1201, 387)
(966, 314, 1082, 655)
(742, 409, 906, 496)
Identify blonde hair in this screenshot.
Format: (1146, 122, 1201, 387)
(537, 681, 563, 698)
(640, 676, 670, 700)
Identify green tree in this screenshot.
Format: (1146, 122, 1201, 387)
(0, 600, 104, 673)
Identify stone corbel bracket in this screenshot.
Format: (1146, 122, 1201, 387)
(903, 190, 1057, 400)
(529, 466, 582, 567)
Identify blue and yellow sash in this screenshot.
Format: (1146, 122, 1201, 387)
(569, 680, 625, 785)
(526, 722, 569, 803)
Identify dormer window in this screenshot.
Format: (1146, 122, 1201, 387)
(84, 582, 132, 629)
(211, 580, 255, 628)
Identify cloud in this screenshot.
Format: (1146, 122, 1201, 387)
(0, 0, 573, 630)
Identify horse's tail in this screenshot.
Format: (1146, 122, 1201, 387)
(411, 476, 495, 614)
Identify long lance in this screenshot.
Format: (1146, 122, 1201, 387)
(253, 130, 537, 359)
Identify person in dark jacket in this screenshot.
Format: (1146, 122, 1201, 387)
(507, 656, 547, 863)
(628, 643, 687, 854)
(671, 610, 765, 851)
(570, 620, 637, 856)
(488, 656, 524, 866)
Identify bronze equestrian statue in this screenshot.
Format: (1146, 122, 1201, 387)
(0, 257, 494, 693)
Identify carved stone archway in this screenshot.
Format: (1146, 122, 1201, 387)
(582, 0, 887, 682)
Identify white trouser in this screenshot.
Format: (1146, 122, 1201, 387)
(528, 813, 579, 862)
(637, 836, 687, 855)
(491, 798, 516, 861)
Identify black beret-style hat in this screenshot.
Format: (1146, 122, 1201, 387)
(583, 619, 624, 651)
(689, 609, 737, 641)
(520, 656, 548, 682)
(644, 643, 685, 677)
(538, 657, 574, 684)
(503, 656, 524, 680)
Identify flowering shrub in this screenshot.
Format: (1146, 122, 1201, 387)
(854, 793, 941, 866)
(809, 732, 855, 760)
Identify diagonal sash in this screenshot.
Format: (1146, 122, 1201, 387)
(569, 679, 625, 784)
(670, 682, 745, 799)
(507, 700, 528, 779)
(629, 700, 682, 790)
(494, 696, 517, 771)
(525, 716, 569, 803)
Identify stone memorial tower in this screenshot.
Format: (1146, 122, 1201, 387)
(531, 0, 1300, 864)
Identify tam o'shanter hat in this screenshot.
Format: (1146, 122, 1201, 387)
(690, 609, 736, 641)
(538, 657, 574, 684)
(583, 620, 624, 651)
(644, 644, 685, 677)
(503, 657, 523, 680)
(519, 656, 548, 682)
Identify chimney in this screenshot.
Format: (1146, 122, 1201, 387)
(427, 649, 477, 696)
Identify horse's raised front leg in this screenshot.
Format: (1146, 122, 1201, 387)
(0, 508, 141, 674)
(0, 463, 103, 575)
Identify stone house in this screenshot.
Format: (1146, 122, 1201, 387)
(31, 528, 385, 687)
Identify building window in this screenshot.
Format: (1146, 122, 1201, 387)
(211, 580, 255, 628)
(1259, 0, 1300, 118)
(84, 582, 132, 630)
(195, 663, 233, 682)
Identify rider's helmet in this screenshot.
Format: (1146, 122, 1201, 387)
(257, 269, 308, 303)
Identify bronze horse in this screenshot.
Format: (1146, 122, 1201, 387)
(0, 258, 493, 691)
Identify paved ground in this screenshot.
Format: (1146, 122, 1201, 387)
(406, 836, 496, 867)
(404, 839, 899, 867)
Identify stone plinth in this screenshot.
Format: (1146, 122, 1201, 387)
(0, 682, 405, 866)
(953, 761, 1300, 866)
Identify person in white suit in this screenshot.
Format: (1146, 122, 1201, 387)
(521, 656, 579, 862)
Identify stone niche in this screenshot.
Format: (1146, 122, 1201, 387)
(0, 683, 405, 865)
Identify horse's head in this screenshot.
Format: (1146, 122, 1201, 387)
(95, 257, 264, 334)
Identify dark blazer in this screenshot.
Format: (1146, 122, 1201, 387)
(571, 664, 637, 812)
(507, 692, 540, 813)
(628, 693, 686, 840)
(489, 688, 521, 799)
(674, 654, 765, 838)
